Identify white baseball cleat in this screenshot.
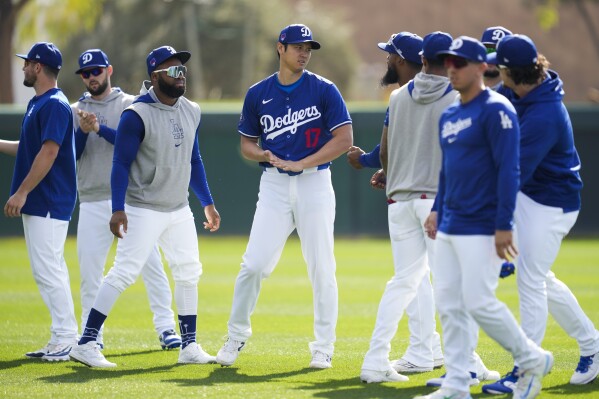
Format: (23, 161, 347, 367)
(216, 338, 245, 366)
(426, 372, 480, 387)
(413, 388, 472, 399)
(41, 343, 72, 362)
(178, 342, 216, 364)
(25, 343, 58, 358)
(474, 352, 500, 381)
(392, 358, 433, 373)
(70, 341, 116, 368)
(570, 352, 599, 385)
(433, 357, 444, 369)
(309, 350, 332, 369)
(360, 368, 409, 383)
(513, 350, 553, 399)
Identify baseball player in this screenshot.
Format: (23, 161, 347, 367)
(215, 24, 353, 369)
(72, 49, 181, 350)
(69, 45, 220, 368)
(417, 36, 552, 399)
(482, 35, 599, 394)
(480, 26, 512, 91)
(0, 42, 78, 361)
(360, 31, 443, 383)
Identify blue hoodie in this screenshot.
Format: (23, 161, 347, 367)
(510, 70, 582, 212)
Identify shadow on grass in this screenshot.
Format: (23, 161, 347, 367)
(168, 365, 322, 387)
(0, 357, 37, 371)
(544, 381, 599, 395)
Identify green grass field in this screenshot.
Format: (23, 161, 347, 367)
(0, 236, 598, 398)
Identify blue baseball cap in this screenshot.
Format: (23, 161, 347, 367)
(487, 34, 538, 67)
(420, 31, 453, 60)
(481, 26, 513, 46)
(76, 49, 110, 74)
(16, 42, 62, 70)
(378, 32, 423, 64)
(437, 36, 487, 63)
(146, 46, 191, 77)
(278, 24, 321, 49)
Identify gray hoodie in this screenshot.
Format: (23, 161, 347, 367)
(385, 72, 458, 201)
(72, 88, 135, 202)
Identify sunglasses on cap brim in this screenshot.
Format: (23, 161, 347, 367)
(81, 68, 104, 79)
(153, 65, 187, 78)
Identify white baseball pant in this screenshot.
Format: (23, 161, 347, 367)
(515, 192, 599, 355)
(77, 200, 176, 340)
(227, 168, 338, 356)
(99, 204, 202, 317)
(433, 232, 544, 392)
(22, 214, 78, 344)
(362, 198, 439, 371)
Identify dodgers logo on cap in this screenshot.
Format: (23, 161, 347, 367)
(437, 36, 487, 63)
(146, 45, 191, 77)
(481, 26, 513, 46)
(76, 49, 110, 74)
(278, 24, 321, 50)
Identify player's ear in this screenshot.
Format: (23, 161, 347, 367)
(106, 65, 114, 77)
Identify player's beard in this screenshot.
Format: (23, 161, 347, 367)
(380, 66, 399, 87)
(484, 69, 500, 78)
(158, 75, 186, 98)
(86, 79, 109, 97)
(23, 71, 36, 88)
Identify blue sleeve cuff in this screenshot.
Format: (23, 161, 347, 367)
(359, 144, 382, 168)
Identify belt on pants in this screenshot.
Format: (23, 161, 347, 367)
(263, 166, 323, 175)
(387, 194, 429, 204)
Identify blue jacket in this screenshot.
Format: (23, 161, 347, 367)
(510, 70, 582, 211)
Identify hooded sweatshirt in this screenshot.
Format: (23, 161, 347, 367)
(385, 72, 458, 201)
(71, 88, 135, 202)
(510, 70, 582, 211)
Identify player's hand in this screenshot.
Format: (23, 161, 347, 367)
(370, 169, 386, 189)
(495, 230, 518, 261)
(203, 204, 221, 232)
(77, 109, 99, 134)
(109, 211, 128, 238)
(4, 191, 27, 217)
(424, 211, 438, 240)
(347, 146, 365, 170)
(271, 159, 303, 173)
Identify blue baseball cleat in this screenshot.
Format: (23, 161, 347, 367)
(482, 366, 519, 394)
(159, 329, 182, 350)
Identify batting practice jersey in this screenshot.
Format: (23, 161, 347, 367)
(238, 70, 351, 172)
(508, 70, 582, 212)
(72, 88, 135, 203)
(11, 88, 76, 221)
(436, 88, 520, 235)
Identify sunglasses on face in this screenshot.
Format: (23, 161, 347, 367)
(154, 65, 187, 79)
(444, 55, 470, 69)
(81, 68, 104, 79)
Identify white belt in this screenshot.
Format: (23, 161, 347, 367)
(263, 166, 320, 175)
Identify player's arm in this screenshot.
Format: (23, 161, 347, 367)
(380, 125, 389, 172)
(0, 140, 19, 156)
(272, 123, 353, 172)
(190, 128, 220, 232)
(240, 135, 276, 163)
(109, 110, 143, 238)
(4, 140, 59, 217)
(487, 106, 520, 260)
